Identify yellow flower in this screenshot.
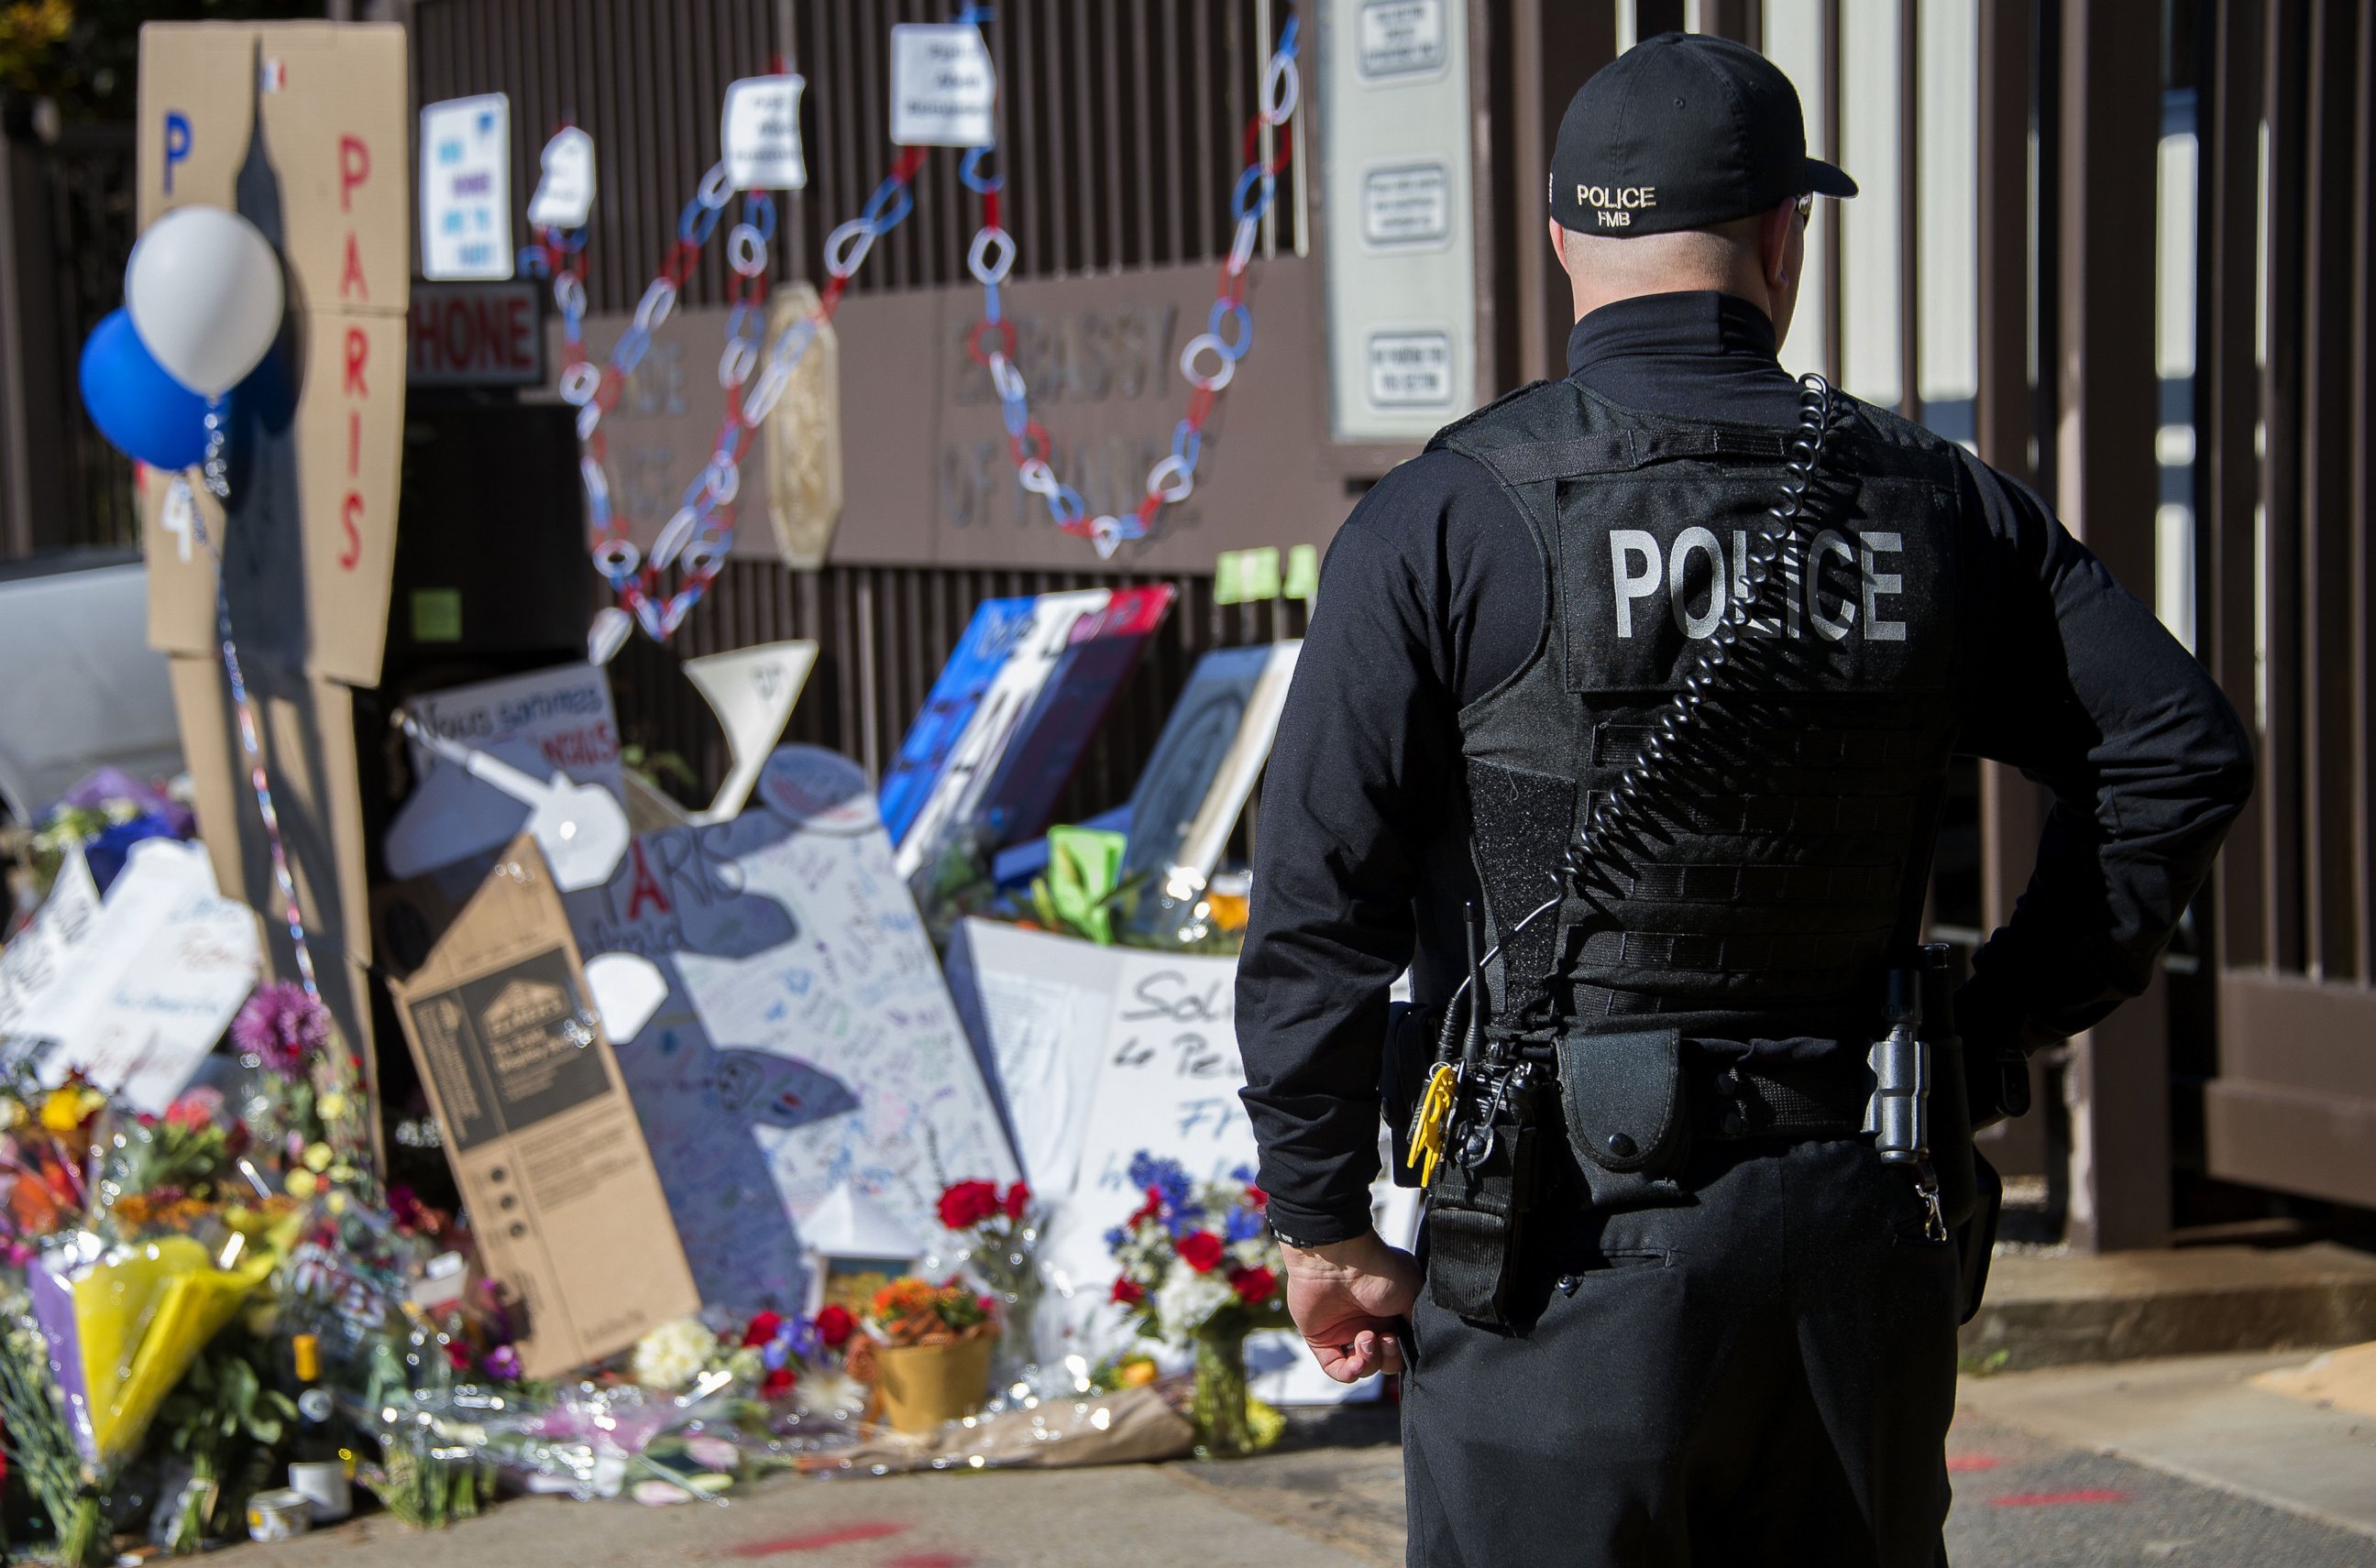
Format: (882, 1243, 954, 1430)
(39, 1087, 96, 1134)
(283, 1168, 319, 1200)
(325, 1191, 348, 1215)
(302, 1143, 334, 1174)
(319, 1092, 350, 1121)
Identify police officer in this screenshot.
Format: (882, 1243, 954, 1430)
(1238, 32, 2253, 1568)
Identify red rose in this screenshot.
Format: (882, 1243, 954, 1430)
(742, 1310, 784, 1348)
(1001, 1180, 1031, 1220)
(1177, 1231, 1226, 1273)
(1110, 1277, 1145, 1305)
(1246, 1184, 1269, 1209)
(1228, 1266, 1278, 1306)
(1128, 1186, 1164, 1225)
(937, 1179, 1001, 1231)
(762, 1365, 797, 1399)
(814, 1303, 856, 1349)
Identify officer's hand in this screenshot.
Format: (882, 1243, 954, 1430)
(1280, 1230, 1422, 1384)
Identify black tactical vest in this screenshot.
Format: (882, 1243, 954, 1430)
(1435, 378, 1967, 1044)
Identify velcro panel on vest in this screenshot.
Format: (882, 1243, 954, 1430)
(1465, 758, 1574, 1003)
(1555, 1025, 1687, 1175)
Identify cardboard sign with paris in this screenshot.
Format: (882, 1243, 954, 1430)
(721, 75, 808, 191)
(526, 126, 596, 229)
(889, 24, 996, 147)
(419, 93, 512, 280)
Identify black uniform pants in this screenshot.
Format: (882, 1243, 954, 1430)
(1402, 1135, 1961, 1568)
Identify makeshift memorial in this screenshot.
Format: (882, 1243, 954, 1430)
(1104, 1155, 1288, 1457)
(935, 1178, 1042, 1386)
(563, 746, 1017, 1312)
(853, 1277, 996, 1433)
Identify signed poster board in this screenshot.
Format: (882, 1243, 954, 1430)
(563, 746, 1018, 1312)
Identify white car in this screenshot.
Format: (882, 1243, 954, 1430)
(0, 549, 182, 824)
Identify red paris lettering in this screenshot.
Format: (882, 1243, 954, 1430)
(347, 409, 360, 477)
(344, 327, 368, 396)
(341, 232, 368, 302)
(339, 136, 369, 211)
(339, 493, 363, 571)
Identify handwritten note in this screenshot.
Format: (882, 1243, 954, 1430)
(419, 94, 512, 280)
(889, 24, 996, 148)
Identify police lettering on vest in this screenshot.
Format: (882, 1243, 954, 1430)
(1607, 527, 1908, 643)
(1577, 182, 1657, 228)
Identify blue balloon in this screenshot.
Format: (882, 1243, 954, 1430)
(79, 307, 211, 470)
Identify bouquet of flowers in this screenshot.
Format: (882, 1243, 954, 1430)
(849, 1277, 996, 1433)
(935, 1178, 1042, 1382)
(1104, 1154, 1288, 1456)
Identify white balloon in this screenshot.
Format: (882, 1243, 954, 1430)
(124, 206, 284, 396)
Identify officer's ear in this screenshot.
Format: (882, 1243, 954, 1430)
(1548, 216, 1568, 271)
(1758, 199, 1798, 294)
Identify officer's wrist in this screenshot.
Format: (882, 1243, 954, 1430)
(1276, 1227, 1392, 1278)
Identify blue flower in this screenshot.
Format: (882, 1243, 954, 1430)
(1104, 1224, 1129, 1250)
(1163, 1204, 1206, 1239)
(1229, 1165, 1256, 1184)
(1225, 1206, 1265, 1243)
(1127, 1151, 1193, 1212)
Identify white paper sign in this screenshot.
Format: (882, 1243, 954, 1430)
(1367, 330, 1455, 407)
(420, 94, 513, 280)
(682, 641, 818, 825)
(889, 24, 997, 148)
(1358, 0, 1447, 78)
(0, 848, 102, 1041)
(384, 663, 626, 881)
(3, 840, 260, 1113)
(526, 126, 598, 229)
(564, 747, 1018, 1312)
(1362, 161, 1452, 247)
(721, 74, 809, 192)
(947, 920, 1417, 1404)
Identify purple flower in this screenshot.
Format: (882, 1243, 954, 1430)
(484, 1344, 523, 1382)
(231, 981, 331, 1073)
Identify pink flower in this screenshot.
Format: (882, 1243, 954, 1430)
(231, 981, 331, 1073)
(164, 1088, 224, 1130)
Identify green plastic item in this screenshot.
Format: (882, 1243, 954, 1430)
(1035, 824, 1129, 945)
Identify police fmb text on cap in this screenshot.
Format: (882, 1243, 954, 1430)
(1549, 32, 1856, 236)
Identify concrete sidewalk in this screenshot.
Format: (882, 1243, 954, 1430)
(1958, 1348, 2376, 1541)
(191, 1357, 2376, 1568)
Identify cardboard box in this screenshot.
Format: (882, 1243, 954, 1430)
(389, 838, 699, 1378)
(137, 23, 409, 322)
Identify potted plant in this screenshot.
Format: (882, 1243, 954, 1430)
(852, 1278, 996, 1433)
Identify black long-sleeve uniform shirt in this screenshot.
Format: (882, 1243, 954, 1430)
(1237, 291, 2256, 1245)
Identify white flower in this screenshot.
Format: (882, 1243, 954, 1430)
(630, 1317, 716, 1390)
(1153, 1259, 1237, 1343)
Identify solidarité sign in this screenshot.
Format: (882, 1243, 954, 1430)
(409, 280, 544, 387)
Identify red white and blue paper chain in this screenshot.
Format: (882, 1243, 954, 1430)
(959, 5, 1300, 558)
(528, 141, 929, 650)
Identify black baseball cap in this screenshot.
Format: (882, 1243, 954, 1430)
(1549, 32, 1855, 236)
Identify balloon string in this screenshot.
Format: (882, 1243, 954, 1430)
(191, 401, 322, 1003)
